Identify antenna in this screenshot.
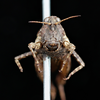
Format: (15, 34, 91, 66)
(28, 21, 51, 25)
(55, 15, 81, 25)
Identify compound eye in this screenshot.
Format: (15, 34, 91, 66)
(44, 17, 49, 22)
(56, 17, 60, 22)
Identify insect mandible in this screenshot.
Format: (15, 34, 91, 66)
(14, 15, 85, 100)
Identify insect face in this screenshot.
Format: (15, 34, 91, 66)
(42, 16, 63, 52)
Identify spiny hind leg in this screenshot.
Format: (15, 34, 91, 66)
(56, 57, 71, 100)
(14, 51, 32, 72)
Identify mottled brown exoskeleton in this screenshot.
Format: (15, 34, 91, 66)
(14, 15, 85, 100)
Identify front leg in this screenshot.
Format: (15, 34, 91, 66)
(28, 42, 42, 72)
(14, 52, 32, 72)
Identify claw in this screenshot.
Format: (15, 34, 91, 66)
(36, 63, 42, 73)
(63, 77, 69, 81)
(19, 67, 23, 72)
(63, 74, 71, 80)
(38, 67, 42, 73)
(20, 68, 23, 72)
(59, 63, 65, 72)
(59, 69, 63, 72)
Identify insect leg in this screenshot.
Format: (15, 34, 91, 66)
(56, 74, 67, 100)
(59, 61, 66, 72)
(56, 57, 71, 100)
(58, 85, 66, 100)
(51, 82, 57, 100)
(63, 51, 85, 80)
(59, 42, 75, 72)
(28, 42, 42, 72)
(14, 51, 32, 72)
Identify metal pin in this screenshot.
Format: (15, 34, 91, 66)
(42, 0, 51, 100)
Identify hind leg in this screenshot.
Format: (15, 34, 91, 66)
(58, 84, 66, 100)
(56, 74, 66, 100)
(56, 57, 71, 100)
(51, 82, 57, 100)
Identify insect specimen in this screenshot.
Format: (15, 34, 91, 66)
(14, 15, 85, 100)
